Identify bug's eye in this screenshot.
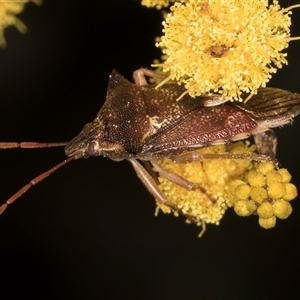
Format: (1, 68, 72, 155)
(87, 140, 100, 156)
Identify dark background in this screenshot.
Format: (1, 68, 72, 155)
(1, 1, 300, 299)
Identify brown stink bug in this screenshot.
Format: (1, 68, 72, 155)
(1, 69, 300, 221)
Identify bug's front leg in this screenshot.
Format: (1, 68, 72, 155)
(129, 158, 175, 208)
(150, 159, 217, 204)
(129, 158, 199, 223)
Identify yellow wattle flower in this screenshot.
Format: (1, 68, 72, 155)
(155, 141, 297, 236)
(141, 0, 175, 9)
(154, 0, 300, 101)
(155, 141, 255, 235)
(0, 0, 42, 48)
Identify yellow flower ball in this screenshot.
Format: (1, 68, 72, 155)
(268, 181, 286, 199)
(257, 202, 274, 219)
(250, 187, 268, 204)
(266, 170, 282, 184)
(259, 216, 277, 229)
(246, 200, 257, 215)
(256, 162, 275, 175)
(273, 199, 292, 219)
(234, 184, 251, 200)
(229, 180, 247, 194)
(277, 168, 292, 183)
(247, 170, 265, 187)
(283, 183, 298, 201)
(234, 200, 252, 217)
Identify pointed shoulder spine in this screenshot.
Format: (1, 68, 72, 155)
(107, 69, 133, 94)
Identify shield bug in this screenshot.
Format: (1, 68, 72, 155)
(1, 69, 300, 222)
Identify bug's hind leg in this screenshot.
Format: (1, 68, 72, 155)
(170, 151, 275, 164)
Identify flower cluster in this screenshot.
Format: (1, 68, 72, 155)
(228, 163, 297, 229)
(153, 0, 300, 101)
(155, 141, 297, 235)
(0, 0, 41, 48)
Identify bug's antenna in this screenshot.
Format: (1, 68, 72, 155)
(0, 155, 77, 215)
(0, 142, 68, 149)
(0, 141, 83, 215)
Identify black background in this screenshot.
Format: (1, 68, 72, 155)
(1, 1, 300, 299)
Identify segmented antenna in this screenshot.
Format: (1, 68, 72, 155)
(0, 142, 78, 214)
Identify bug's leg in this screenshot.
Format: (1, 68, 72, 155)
(253, 129, 277, 157)
(130, 159, 198, 223)
(133, 68, 167, 86)
(141, 161, 160, 184)
(0, 142, 67, 149)
(170, 151, 275, 164)
(150, 159, 216, 204)
(129, 158, 176, 208)
(0, 156, 76, 215)
(200, 95, 229, 107)
(133, 68, 227, 106)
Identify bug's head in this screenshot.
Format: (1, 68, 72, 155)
(65, 119, 128, 161)
(64, 121, 105, 158)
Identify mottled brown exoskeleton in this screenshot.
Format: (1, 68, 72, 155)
(1, 69, 300, 219)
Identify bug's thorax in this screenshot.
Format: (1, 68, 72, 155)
(64, 70, 201, 161)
